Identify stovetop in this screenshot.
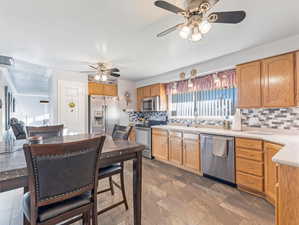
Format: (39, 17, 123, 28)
(135, 120, 167, 128)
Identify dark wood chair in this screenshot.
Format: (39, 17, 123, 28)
(22, 136, 106, 225)
(97, 125, 132, 215)
(26, 125, 64, 139)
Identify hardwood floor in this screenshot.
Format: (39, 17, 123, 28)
(0, 159, 274, 225)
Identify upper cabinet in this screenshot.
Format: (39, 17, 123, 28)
(237, 61, 262, 108)
(262, 53, 295, 107)
(237, 52, 297, 108)
(137, 83, 167, 111)
(88, 82, 118, 96)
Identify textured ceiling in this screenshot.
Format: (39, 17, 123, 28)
(0, 0, 298, 81)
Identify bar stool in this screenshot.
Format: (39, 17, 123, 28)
(97, 125, 133, 215)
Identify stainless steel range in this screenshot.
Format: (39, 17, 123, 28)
(135, 120, 167, 159)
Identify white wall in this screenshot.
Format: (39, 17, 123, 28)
(49, 70, 88, 132)
(14, 95, 50, 126)
(136, 34, 299, 87)
(118, 79, 136, 125)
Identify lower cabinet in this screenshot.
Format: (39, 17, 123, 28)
(235, 138, 264, 195)
(169, 131, 183, 165)
(152, 129, 169, 161)
(183, 133, 201, 173)
(276, 165, 299, 225)
(264, 142, 282, 205)
(152, 129, 201, 175)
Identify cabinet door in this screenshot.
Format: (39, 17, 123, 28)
(236, 61, 262, 108)
(88, 82, 104, 95)
(262, 53, 295, 107)
(137, 88, 143, 111)
(152, 129, 168, 161)
(264, 142, 282, 204)
(296, 51, 299, 105)
(183, 133, 201, 173)
(150, 84, 160, 96)
(169, 131, 183, 165)
(143, 86, 151, 98)
(103, 84, 118, 96)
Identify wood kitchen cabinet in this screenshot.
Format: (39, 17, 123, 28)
(237, 52, 297, 108)
(276, 165, 299, 225)
(152, 129, 201, 175)
(152, 128, 169, 161)
(264, 142, 282, 205)
(169, 131, 183, 165)
(296, 51, 299, 105)
(88, 82, 118, 96)
(262, 53, 295, 107)
(183, 133, 201, 173)
(237, 61, 262, 108)
(236, 138, 264, 195)
(136, 83, 167, 111)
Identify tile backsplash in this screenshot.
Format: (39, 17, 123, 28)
(241, 107, 299, 130)
(128, 107, 299, 130)
(128, 111, 168, 122)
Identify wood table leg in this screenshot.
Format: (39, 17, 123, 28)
(23, 186, 29, 225)
(133, 152, 142, 225)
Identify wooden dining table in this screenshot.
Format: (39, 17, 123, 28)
(0, 133, 145, 225)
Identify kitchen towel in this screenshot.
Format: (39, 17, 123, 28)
(212, 136, 228, 158)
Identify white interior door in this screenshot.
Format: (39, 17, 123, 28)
(58, 80, 87, 134)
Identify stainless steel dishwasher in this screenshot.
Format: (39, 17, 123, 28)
(200, 134, 235, 185)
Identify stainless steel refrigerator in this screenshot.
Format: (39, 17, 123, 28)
(88, 95, 120, 135)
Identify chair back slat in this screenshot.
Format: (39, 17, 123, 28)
(26, 125, 64, 139)
(23, 136, 105, 207)
(112, 125, 132, 140)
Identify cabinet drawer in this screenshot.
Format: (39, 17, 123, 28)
(236, 138, 262, 150)
(152, 128, 168, 136)
(236, 157, 264, 176)
(169, 131, 182, 138)
(236, 148, 263, 161)
(237, 172, 264, 192)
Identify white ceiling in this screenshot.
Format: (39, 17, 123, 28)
(0, 0, 299, 81)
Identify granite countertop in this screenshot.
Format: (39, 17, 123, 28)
(151, 125, 299, 168)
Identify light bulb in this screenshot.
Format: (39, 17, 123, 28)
(102, 74, 108, 81)
(191, 27, 202, 42)
(198, 20, 212, 34)
(179, 25, 191, 39)
(94, 75, 100, 81)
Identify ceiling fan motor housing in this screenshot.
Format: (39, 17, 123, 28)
(185, 0, 218, 10)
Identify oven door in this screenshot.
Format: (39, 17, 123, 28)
(142, 98, 154, 111)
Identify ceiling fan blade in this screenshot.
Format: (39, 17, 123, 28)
(209, 11, 246, 24)
(157, 23, 183, 37)
(110, 73, 120, 77)
(79, 70, 96, 74)
(154, 0, 185, 14)
(89, 65, 98, 70)
(110, 68, 120, 73)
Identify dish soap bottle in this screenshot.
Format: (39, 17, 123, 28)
(232, 109, 242, 131)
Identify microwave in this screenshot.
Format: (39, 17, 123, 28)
(142, 97, 160, 112)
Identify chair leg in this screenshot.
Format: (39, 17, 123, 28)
(120, 169, 129, 210)
(83, 210, 91, 225)
(24, 216, 30, 225)
(109, 176, 115, 195)
(92, 202, 98, 225)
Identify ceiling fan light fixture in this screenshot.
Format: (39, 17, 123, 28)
(179, 25, 191, 39)
(102, 74, 108, 81)
(198, 20, 212, 34)
(191, 27, 202, 42)
(94, 74, 101, 81)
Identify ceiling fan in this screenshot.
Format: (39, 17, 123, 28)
(154, 0, 246, 41)
(85, 63, 120, 82)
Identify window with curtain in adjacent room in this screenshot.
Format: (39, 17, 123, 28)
(167, 69, 237, 119)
